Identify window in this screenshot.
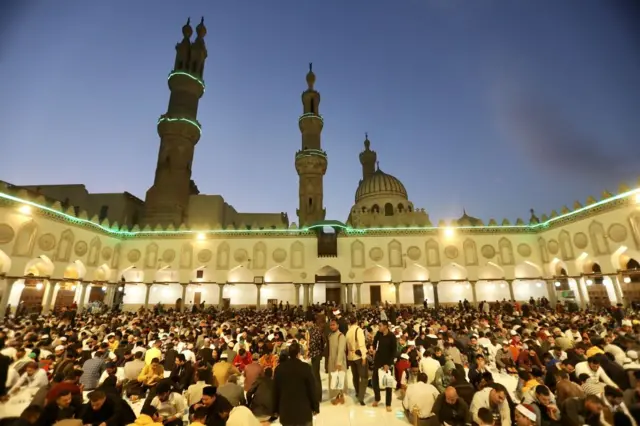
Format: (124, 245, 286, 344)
(371, 204, 380, 214)
(196, 270, 204, 279)
(309, 198, 312, 207)
(592, 263, 604, 285)
(309, 99, 315, 114)
(99, 205, 109, 221)
(384, 203, 394, 216)
(397, 203, 404, 213)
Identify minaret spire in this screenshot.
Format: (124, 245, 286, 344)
(295, 63, 327, 226)
(359, 133, 376, 180)
(143, 19, 208, 227)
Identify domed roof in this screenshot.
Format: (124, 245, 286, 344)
(355, 168, 408, 203)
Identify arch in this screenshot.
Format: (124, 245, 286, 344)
(558, 230, 575, 260)
(180, 243, 193, 269)
(216, 242, 230, 270)
(290, 241, 304, 269)
(363, 265, 391, 282)
(155, 267, 178, 283)
(384, 203, 394, 216)
(440, 262, 467, 280)
(350, 240, 365, 268)
(64, 260, 86, 280)
(549, 258, 569, 276)
(425, 239, 441, 267)
(0, 249, 12, 274)
(144, 243, 159, 269)
(227, 265, 254, 283)
(498, 238, 514, 266)
(478, 262, 505, 280)
(627, 258, 640, 270)
(388, 239, 402, 267)
(264, 265, 293, 283)
(118, 266, 142, 283)
(87, 237, 101, 267)
(316, 265, 341, 277)
(371, 204, 380, 214)
(23, 255, 54, 276)
(12, 220, 38, 257)
(92, 263, 112, 281)
(610, 246, 640, 271)
(514, 261, 543, 279)
(252, 242, 267, 270)
(538, 237, 549, 263)
(589, 221, 610, 256)
(463, 239, 478, 266)
(402, 263, 429, 282)
(55, 229, 75, 262)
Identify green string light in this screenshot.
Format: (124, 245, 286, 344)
(157, 117, 202, 135)
(0, 188, 637, 237)
(299, 113, 323, 124)
(168, 71, 205, 92)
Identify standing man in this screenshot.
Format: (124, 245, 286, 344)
(372, 320, 397, 412)
(346, 316, 367, 406)
(327, 319, 347, 405)
(274, 342, 319, 426)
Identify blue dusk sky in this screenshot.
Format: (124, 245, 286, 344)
(1, 1, 639, 224)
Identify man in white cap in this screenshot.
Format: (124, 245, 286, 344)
(333, 309, 348, 335)
(515, 404, 537, 426)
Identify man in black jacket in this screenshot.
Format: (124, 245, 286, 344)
(372, 320, 397, 411)
(170, 354, 194, 392)
(274, 342, 319, 426)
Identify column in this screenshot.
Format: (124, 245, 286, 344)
(302, 284, 309, 308)
(394, 282, 401, 308)
(180, 284, 188, 312)
(609, 275, 623, 305)
(144, 283, 152, 310)
(0, 276, 15, 320)
(256, 284, 262, 310)
(78, 282, 89, 313)
(507, 279, 515, 301)
(432, 282, 440, 310)
(294, 284, 301, 306)
(546, 280, 559, 307)
(104, 284, 116, 308)
(218, 284, 225, 308)
(346, 283, 353, 310)
(342, 285, 348, 311)
(42, 281, 56, 315)
(616, 273, 630, 307)
(355, 283, 362, 307)
(309, 283, 314, 305)
(469, 280, 478, 307)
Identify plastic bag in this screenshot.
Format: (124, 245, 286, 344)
(330, 370, 346, 389)
(378, 368, 396, 389)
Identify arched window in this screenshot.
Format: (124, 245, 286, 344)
(384, 203, 394, 216)
(397, 203, 404, 213)
(408, 205, 413, 212)
(309, 99, 315, 114)
(361, 207, 367, 213)
(558, 268, 570, 290)
(627, 258, 640, 283)
(592, 263, 604, 284)
(371, 204, 380, 214)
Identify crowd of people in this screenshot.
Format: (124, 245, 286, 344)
(0, 297, 639, 426)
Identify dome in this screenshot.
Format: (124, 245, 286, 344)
(355, 169, 408, 202)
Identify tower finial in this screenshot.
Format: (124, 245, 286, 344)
(182, 17, 193, 39)
(376, 161, 380, 170)
(309, 62, 313, 72)
(306, 63, 316, 88)
(196, 16, 207, 38)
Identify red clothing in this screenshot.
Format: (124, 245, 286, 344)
(394, 359, 410, 388)
(232, 352, 252, 371)
(46, 382, 82, 404)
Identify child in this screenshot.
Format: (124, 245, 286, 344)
(190, 407, 208, 426)
(477, 407, 495, 426)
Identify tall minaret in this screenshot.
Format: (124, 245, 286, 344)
(359, 133, 377, 181)
(143, 18, 208, 227)
(295, 64, 327, 227)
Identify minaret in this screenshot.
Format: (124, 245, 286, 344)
(295, 63, 327, 226)
(359, 133, 377, 181)
(143, 18, 208, 227)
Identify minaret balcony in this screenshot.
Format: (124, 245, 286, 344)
(295, 148, 327, 160)
(157, 115, 202, 139)
(298, 113, 324, 132)
(168, 71, 206, 97)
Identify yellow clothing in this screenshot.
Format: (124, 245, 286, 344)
(145, 347, 162, 365)
(109, 340, 120, 352)
(522, 378, 539, 394)
(127, 414, 163, 426)
(212, 361, 239, 387)
(138, 364, 164, 386)
(586, 346, 604, 358)
(191, 422, 206, 426)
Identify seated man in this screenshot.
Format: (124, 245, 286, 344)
(402, 372, 439, 426)
(149, 381, 187, 426)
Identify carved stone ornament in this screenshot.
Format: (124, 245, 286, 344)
(0, 223, 15, 244)
(300, 272, 307, 279)
(481, 245, 496, 259)
(517, 243, 532, 257)
(349, 271, 355, 279)
(407, 246, 421, 261)
(608, 223, 628, 243)
(101, 246, 113, 261)
(445, 245, 459, 259)
(127, 249, 141, 263)
(573, 232, 589, 249)
(234, 249, 248, 263)
(197, 249, 212, 263)
(272, 248, 287, 263)
(74, 241, 88, 256)
(38, 233, 56, 251)
(162, 249, 176, 263)
(369, 247, 384, 262)
(547, 240, 559, 255)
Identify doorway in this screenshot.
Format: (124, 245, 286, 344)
(370, 285, 381, 305)
(326, 287, 341, 304)
(54, 289, 75, 309)
(412, 284, 424, 305)
(88, 287, 104, 303)
(193, 291, 202, 306)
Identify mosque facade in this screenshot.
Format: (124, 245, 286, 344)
(1, 19, 640, 318)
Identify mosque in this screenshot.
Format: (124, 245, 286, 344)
(1, 18, 640, 319)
